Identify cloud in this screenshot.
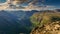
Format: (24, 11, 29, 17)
(0, 0, 57, 11)
(12, 0, 28, 5)
(0, 5, 55, 11)
(23, 5, 56, 11)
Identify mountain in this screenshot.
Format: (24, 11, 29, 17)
(0, 10, 38, 34)
(55, 9, 60, 12)
(30, 10, 60, 34)
(8, 10, 38, 26)
(0, 10, 60, 34)
(0, 11, 19, 34)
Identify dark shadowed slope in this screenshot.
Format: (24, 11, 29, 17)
(0, 11, 19, 34)
(0, 10, 38, 34)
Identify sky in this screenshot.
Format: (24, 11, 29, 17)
(0, 0, 60, 6)
(46, 0, 60, 5)
(0, 0, 60, 10)
(45, 0, 60, 6)
(0, 0, 6, 3)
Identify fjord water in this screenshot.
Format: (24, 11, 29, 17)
(0, 10, 38, 34)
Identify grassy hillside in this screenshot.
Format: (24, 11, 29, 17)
(30, 11, 60, 34)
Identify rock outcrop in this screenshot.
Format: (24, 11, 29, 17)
(31, 21, 60, 34)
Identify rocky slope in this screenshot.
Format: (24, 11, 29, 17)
(31, 21, 60, 34)
(30, 11, 60, 34)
